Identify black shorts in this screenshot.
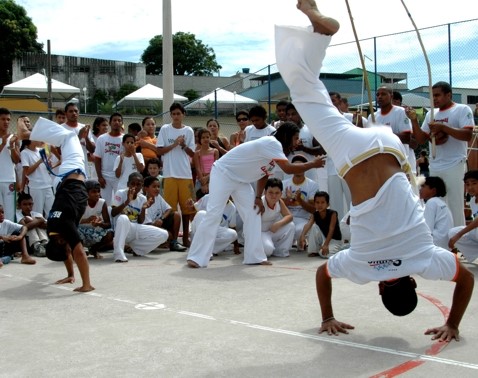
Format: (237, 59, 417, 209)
(161, 212, 175, 233)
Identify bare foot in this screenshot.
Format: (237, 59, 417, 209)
(21, 257, 36, 265)
(0, 261, 3, 269)
(74, 285, 95, 292)
(187, 259, 200, 268)
(56, 276, 75, 285)
(93, 253, 103, 260)
(297, 0, 340, 35)
(260, 260, 273, 265)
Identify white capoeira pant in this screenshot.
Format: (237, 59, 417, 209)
(262, 222, 295, 257)
(191, 210, 237, 255)
(448, 226, 478, 262)
(113, 214, 168, 262)
(430, 160, 467, 227)
(187, 164, 266, 267)
(292, 217, 309, 244)
(275, 25, 458, 283)
(308, 223, 342, 258)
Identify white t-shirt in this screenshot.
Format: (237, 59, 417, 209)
(156, 124, 195, 179)
(260, 196, 282, 231)
(145, 194, 171, 224)
(0, 135, 16, 183)
(470, 197, 478, 219)
(81, 198, 106, 226)
(282, 176, 319, 220)
(94, 133, 123, 179)
(63, 123, 91, 174)
(214, 136, 288, 183)
(343, 112, 368, 128)
(113, 153, 145, 191)
(243, 124, 276, 143)
(422, 103, 475, 171)
(423, 197, 454, 249)
(112, 189, 147, 223)
(194, 194, 236, 228)
(0, 219, 22, 235)
(16, 210, 44, 223)
(20, 148, 52, 189)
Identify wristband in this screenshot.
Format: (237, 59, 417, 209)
(322, 316, 335, 323)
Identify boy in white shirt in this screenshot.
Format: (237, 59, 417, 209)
(111, 172, 168, 262)
(143, 176, 187, 252)
(419, 176, 453, 250)
(16, 192, 48, 257)
(94, 113, 124, 205)
(114, 134, 145, 191)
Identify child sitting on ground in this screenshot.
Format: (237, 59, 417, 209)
(299, 191, 342, 258)
(0, 204, 36, 267)
(260, 178, 295, 258)
(16, 192, 48, 257)
(111, 172, 168, 262)
(193, 128, 218, 199)
(448, 170, 478, 262)
(419, 176, 453, 250)
(78, 180, 114, 259)
(143, 175, 187, 252)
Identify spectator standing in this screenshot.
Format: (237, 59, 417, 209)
(114, 134, 145, 191)
(410, 81, 475, 226)
(156, 103, 196, 247)
(243, 105, 276, 143)
(229, 110, 250, 148)
(94, 113, 124, 205)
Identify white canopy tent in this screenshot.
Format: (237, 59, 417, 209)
(116, 83, 187, 107)
(1, 73, 80, 101)
(185, 88, 258, 112)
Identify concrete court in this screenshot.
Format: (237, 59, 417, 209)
(1, 248, 478, 378)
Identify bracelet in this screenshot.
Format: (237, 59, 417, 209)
(322, 316, 335, 324)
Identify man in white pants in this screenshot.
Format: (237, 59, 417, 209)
(410, 82, 474, 227)
(186, 122, 325, 268)
(276, 0, 474, 341)
(190, 194, 238, 256)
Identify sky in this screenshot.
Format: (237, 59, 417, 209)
(17, 0, 478, 87)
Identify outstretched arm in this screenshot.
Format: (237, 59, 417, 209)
(316, 263, 354, 335)
(424, 263, 474, 341)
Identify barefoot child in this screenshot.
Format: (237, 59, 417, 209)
(193, 128, 218, 199)
(16, 192, 48, 257)
(299, 191, 342, 258)
(0, 204, 36, 267)
(78, 180, 113, 259)
(30, 117, 94, 292)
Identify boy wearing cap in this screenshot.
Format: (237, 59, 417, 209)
(277, 0, 474, 341)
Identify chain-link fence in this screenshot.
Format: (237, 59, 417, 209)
(6, 19, 478, 142)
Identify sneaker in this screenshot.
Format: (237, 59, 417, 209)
(33, 243, 46, 257)
(170, 241, 187, 252)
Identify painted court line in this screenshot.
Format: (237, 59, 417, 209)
(3, 272, 477, 372)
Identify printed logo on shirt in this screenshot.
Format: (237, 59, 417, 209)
(260, 160, 276, 177)
(105, 142, 121, 155)
(368, 259, 402, 271)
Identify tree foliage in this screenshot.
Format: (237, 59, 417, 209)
(141, 32, 222, 76)
(113, 83, 139, 102)
(0, 0, 44, 88)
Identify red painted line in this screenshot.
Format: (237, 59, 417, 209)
(369, 292, 450, 378)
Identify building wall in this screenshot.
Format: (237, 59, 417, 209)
(13, 53, 146, 97)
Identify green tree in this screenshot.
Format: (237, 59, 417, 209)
(0, 0, 44, 89)
(141, 32, 222, 76)
(183, 89, 200, 101)
(113, 83, 139, 102)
